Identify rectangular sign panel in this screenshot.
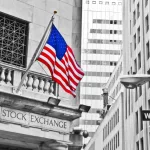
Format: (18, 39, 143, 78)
(141, 110, 150, 121)
(0, 107, 70, 133)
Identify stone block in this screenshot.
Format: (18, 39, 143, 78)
(18, 0, 46, 10)
(72, 33, 81, 49)
(33, 8, 52, 27)
(62, 34, 72, 46)
(46, 0, 59, 14)
(58, 18, 72, 36)
(13, 71, 22, 87)
(72, 7, 82, 21)
(29, 23, 45, 42)
(27, 40, 39, 58)
(72, 20, 81, 33)
(59, 87, 73, 101)
(73, 0, 82, 7)
(71, 48, 81, 63)
(60, 0, 73, 6)
(59, 1, 73, 20)
(0, 0, 33, 22)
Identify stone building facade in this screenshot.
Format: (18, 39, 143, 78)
(0, 0, 83, 150)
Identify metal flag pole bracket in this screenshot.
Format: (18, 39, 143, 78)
(15, 11, 57, 94)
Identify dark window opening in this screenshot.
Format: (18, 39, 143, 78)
(0, 12, 29, 68)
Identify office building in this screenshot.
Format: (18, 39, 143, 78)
(80, 0, 122, 144)
(83, 56, 124, 150)
(123, 0, 150, 150)
(82, 0, 150, 150)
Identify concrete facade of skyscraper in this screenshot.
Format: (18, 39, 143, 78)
(81, 0, 150, 150)
(123, 0, 150, 150)
(80, 0, 122, 144)
(83, 56, 124, 150)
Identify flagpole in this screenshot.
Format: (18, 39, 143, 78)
(16, 11, 57, 93)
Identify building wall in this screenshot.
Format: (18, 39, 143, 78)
(81, 55, 124, 150)
(81, 0, 150, 149)
(123, 0, 150, 150)
(80, 0, 122, 144)
(0, 0, 82, 105)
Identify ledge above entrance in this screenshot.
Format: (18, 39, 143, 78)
(0, 91, 82, 121)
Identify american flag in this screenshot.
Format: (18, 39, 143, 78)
(37, 24, 84, 97)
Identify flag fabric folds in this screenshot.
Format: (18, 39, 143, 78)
(37, 24, 84, 97)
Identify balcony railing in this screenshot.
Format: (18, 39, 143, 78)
(0, 62, 57, 99)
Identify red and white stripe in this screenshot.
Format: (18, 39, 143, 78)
(38, 44, 84, 97)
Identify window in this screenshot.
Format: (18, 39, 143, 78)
(112, 2, 116, 5)
(131, 67, 132, 75)
(110, 20, 113, 24)
(130, 20, 132, 34)
(125, 89, 127, 119)
(134, 58, 137, 73)
(128, 89, 131, 116)
(93, 19, 97, 23)
(136, 111, 139, 134)
(108, 122, 109, 134)
(115, 111, 118, 125)
(134, 34, 136, 50)
(86, 1, 89, 4)
(139, 86, 142, 97)
(137, 3, 140, 19)
(147, 69, 150, 88)
(114, 136, 116, 149)
(146, 41, 150, 59)
(92, 1, 96, 4)
(133, 10, 136, 26)
(145, 0, 148, 7)
(140, 107, 143, 130)
(116, 134, 117, 148)
(114, 20, 117, 24)
(110, 30, 113, 34)
(137, 26, 140, 43)
(145, 15, 149, 32)
(138, 52, 141, 69)
(135, 87, 138, 101)
(117, 109, 119, 123)
(136, 141, 139, 150)
(140, 138, 144, 150)
(118, 132, 119, 147)
(0, 12, 29, 68)
(130, 0, 131, 12)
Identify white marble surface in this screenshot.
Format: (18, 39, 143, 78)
(0, 0, 82, 101)
(32, 7, 52, 27)
(29, 23, 45, 42)
(0, 0, 33, 22)
(18, 0, 46, 10)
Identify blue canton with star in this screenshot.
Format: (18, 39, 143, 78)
(46, 24, 67, 60)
